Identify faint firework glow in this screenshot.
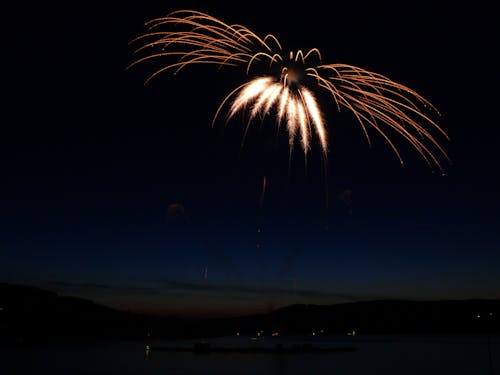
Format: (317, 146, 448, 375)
(129, 10, 449, 173)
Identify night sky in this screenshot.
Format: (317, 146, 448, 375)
(1, 1, 498, 317)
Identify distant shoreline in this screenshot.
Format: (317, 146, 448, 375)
(1, 283, 499, 341)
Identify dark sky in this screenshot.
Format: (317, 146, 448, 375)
(1, 1, 498, 317)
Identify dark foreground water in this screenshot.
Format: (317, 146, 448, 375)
(1, 335, 499, 374)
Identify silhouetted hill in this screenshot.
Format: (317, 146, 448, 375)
(0, 283, 145, 341)
(264, 300, 500, 335)
(1, 283, 499, 342)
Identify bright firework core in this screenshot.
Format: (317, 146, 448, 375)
(225, 72, 327, 156)
(282, 67, 301, 86)
(219, 51, 327, 156)
(281, 52, 308, 87)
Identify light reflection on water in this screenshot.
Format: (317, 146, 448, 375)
(1, 335, 498, 375)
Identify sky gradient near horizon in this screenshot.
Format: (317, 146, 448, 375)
(1, 1, 499, 317)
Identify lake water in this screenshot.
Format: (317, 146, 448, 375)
(1, 335, 498, 374)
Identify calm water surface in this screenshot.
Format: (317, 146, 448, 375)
(1, 335, 498, 374)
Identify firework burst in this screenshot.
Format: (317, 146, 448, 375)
(128, 9, 449, 173)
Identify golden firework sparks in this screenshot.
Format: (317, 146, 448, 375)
(128, 9, 449, 173)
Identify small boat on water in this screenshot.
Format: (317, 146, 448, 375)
(151, 342, 357, 353)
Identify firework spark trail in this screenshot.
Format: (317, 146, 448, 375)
(259, 176, 267, 210)
(128, 9, 449, 173)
